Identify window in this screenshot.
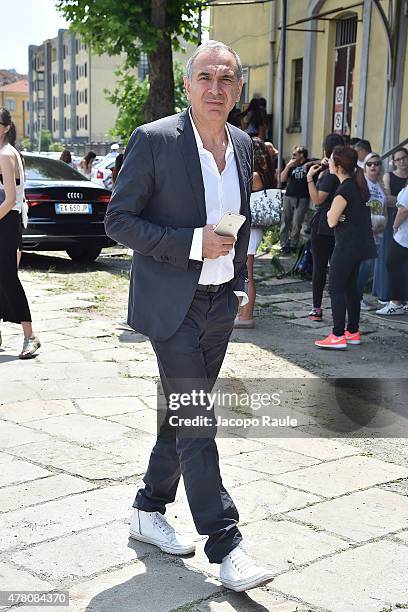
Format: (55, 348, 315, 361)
(5, 98, 16, 111)
(77, 115, 79, 130)
(138, 52, 149, 80)
(84, 88, 87, 104)
(84, 114, 87, 130)
(84, 62, 87, 78)
(291, 58, 303, 128)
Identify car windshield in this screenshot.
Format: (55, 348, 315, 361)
(23, 156, 88, 181)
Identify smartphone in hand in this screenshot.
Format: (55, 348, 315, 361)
(213, 212, 246, 237)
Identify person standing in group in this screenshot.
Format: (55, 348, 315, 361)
(105, 41, 273, 592)
(357, 153, 388, 309)
(315, 146, 376, 349)
(280, 145, 310, 253)
(0, 108, 40, 358)
(354, 139, 372, 168)
(373, 147, 408, 305)
(241, 97, 267, 140)
(79, 150, 96, 178)
(376, 184, 408, 315)
(235, 137, 276, 328)
(60, 149, 74, 167)
(306, 133, 344, 321)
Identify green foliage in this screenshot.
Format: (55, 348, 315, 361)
(38, 130, 52, 151)
(21, 138, 33, 151)
(106, 62, 188, 142)
(49, 142, 64, 152)
(56, 0, 200, 69)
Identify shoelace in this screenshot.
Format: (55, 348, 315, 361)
(153, 513, 175, 536)
(230, 544, 257, 574)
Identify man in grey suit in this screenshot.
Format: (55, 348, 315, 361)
(105, 40, 273, 592)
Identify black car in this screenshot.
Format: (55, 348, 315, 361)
(22, 154, 115, 262)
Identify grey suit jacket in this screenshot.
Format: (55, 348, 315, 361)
(105, 109, 252, 341)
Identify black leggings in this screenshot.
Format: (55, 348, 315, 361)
(0, 210, 31, 323)
(311, 221, 335, 308)
(329, 248, 360, 337)
(387, 239, 408, 301)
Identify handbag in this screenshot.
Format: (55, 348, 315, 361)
(249, 188, 282, 227)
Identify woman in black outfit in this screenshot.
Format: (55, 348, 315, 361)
(0, 107, 40, 358)
(315, 146, 376, 349)
(306, 133, 345, 321)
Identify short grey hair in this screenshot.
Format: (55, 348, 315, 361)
(186, 40, 243, 82)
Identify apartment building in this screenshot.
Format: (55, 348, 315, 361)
(29, 29, 125, 145)
(0, 79, 29, 142)
(211, 0, 408, 156)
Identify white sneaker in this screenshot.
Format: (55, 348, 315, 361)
(129, 509, 195, 555)
(360, 299, 373, 311)
(19, 335, 41, 359)
(375, 302, 405, 315)
(220, 543, 274, 592)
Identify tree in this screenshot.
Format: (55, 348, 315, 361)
(38, 130, 52, 151)
(106, 61, 188, 142)
(56, 0, 200, 121)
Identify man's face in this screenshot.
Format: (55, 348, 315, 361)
(292, 148, 305, 164)
(184, 49, 243, 123)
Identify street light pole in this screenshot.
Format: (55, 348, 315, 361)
(277, 0, 287, 188)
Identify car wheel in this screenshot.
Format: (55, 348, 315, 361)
(66, 246, 102, 262)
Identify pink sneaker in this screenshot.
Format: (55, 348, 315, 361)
(315, 333, 347, 349)
(345, 330, 361, 345)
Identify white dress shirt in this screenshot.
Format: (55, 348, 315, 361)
(188, 111, 242, 287)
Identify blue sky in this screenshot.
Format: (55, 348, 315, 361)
(2, 0, 68, 74)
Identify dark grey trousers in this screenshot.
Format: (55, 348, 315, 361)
(134, 284, 242, 563)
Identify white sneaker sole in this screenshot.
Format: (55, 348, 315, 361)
(129, 529, 195, 556)
(221, 571, 274, 592)
(315, 343, 347, 349)
(346, 340, 361, 345)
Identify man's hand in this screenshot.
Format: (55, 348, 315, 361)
(202, 224, 236, 259)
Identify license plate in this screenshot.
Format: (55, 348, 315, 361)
(55, 203, 92, 214)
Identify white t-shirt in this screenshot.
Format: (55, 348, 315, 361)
(394, 186, 408, 248)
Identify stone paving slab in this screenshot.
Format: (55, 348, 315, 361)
(183, 518, 349, 580)
(0, 421, 52, 449)
(272, 540, 408, 612)
(27, 413, 135, 445)
(0, 484, 134, 551)
(76, 396, 150, 417)
(288, 487, 408, 541)
(0, 400, 75, 423)
(228, 480, 322, 523)
(11, 522, 153, 584)
(0, 453, 51, 487)
(0, 561, 53, 602)
(224, 448, 320, 476)
(0, 474, 96, 514)
(258, 437, 362, 461)
(192, 589, 302, 611)
(2, 361, 120, 383)
(106, 409, 158, 436)
(68, 559, 222, 612)
(7, 439, 147, 480)
(272, 455, 408, 497)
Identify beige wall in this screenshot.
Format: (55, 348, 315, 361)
(211, 0, 407, 159)
(89, 52, 126, 142)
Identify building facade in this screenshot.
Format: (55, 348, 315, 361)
(210, 0, 408, 157)
(28, 29, 125, 146)
(0, 79, 29, 143)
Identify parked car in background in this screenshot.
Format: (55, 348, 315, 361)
(22, 153, 115, 262)
(91, 156, 116, 190)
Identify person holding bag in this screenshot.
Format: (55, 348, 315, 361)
(235, 137, 277, 328)
(0, 107, 40, 358)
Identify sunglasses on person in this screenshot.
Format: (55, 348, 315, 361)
(366, 161, 381, 167)
(394, 155, 408, 162)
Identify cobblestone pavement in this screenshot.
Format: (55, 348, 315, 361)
(0, 252, 407, 612)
